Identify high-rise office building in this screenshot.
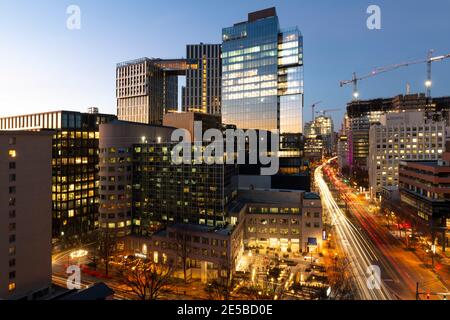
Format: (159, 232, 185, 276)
(313, 115, 334, 154)
(183, 44, 222, 115)
(368, 111, 448, 198)
(133, 142, 238, 234)
(337, 117, 350, 175)
(98, 120, 175, 237)
(117, 58, 195, 124)
(0, 131, 53, 300)
(0, 110, 117, 243)
(222, 7, 303, 132)
(303, 115, 334, 158)
(346, 94, 450, 186)
(221, 7, 304, 175)
(116, 58, 166, 125)
(99, 118, 238, 236)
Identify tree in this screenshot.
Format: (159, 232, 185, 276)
(239, 282, 278, 300)
(92, 228, 117, 276)
(205, 261, 236, 300)
(175, 229, 191, 284)
(119, 258, 174, 300)
(328, 256, 354, 300)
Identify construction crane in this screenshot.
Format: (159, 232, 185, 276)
(310, 101, 322, 121)
(340, 50, 450, 100)
(426, 50, 450, 98)
(316, 108, 340, 116)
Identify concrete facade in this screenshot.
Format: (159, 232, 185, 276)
(0, 131, 53, 300)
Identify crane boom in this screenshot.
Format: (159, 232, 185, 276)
(340, 50, 450, 100)
(316, 108, 340, 116)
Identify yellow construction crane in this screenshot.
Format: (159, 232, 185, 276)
(340, 50, 450, 100)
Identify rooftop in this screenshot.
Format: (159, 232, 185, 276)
(54, 283, 114, 301)
(304, 192, 321, 200)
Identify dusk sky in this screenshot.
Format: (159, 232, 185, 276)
(1, 0, 450, 127)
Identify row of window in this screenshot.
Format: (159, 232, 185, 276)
(8, 148, 17, 293)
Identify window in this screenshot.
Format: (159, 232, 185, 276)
(9, 137, 16, 145)
(9, 235, 16, 243)
(8, 150, 16, 158)
(9, 162, 16, 169)
(9, 271, 15, 280)
(9, 174, 16, 182)
(9, 259, 15, 267)
(9, 186, 16, 194)
(8, 283, 16, 292)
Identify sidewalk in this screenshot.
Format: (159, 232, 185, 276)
(384, 220, 450, 290)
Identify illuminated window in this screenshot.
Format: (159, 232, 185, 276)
(8, 150, 16, 158)
(8, 283, 16, 292)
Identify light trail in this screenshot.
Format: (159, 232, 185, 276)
(315, 159, 394, 300)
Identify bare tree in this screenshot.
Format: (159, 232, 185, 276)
(175, 230, 191, 284)
(92, 228, 117, 276)
(119, 259, 174, 300)
(328, 256, 354, 300)
(205, 261, 236, 300)
(239, 282, 277, 300)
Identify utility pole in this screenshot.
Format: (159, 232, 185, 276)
(416, 282, 420, 300)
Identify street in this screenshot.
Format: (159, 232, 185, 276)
(317, 159, 449, 300)
(315, 159, 394, 300)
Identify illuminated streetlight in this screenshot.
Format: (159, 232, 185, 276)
(425, 80, 432, 88)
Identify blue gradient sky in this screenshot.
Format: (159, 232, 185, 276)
(1, 0, 450, 128)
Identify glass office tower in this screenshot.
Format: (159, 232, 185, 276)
(222, 7, 304, 174)
(0, 110, 117, 243)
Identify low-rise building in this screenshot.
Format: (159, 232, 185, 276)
(399, 154, 450, 250)
(125, 189, 323, 283)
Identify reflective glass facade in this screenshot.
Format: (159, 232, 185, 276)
(221, 9, 304, 174)
(222, 12, 303, 134)
(132, 143, 238, 236)
(222, 15, 280, 131)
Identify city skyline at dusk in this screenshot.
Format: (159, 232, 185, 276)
(1, 0, 450, 127)
(1, 1, 450, 307)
